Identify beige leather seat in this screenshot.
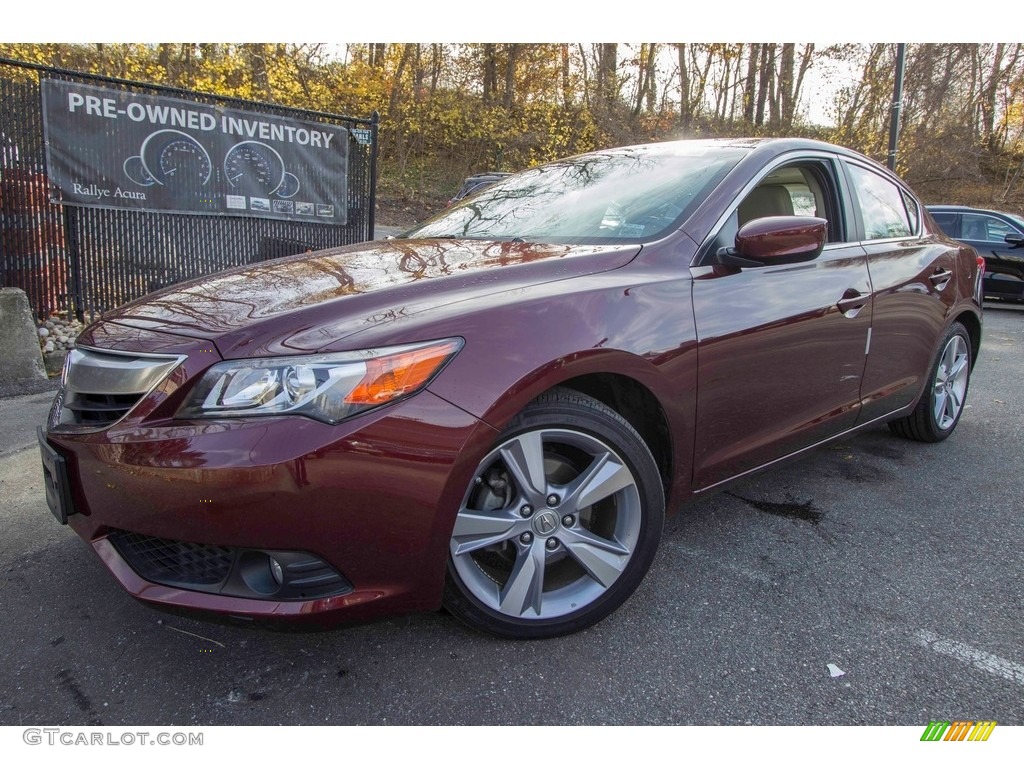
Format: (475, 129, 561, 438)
(738, 185, 794, 225)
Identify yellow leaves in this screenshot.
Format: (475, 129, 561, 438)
(6, 42, 1023, 207)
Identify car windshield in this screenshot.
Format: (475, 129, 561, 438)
(404, 143, 746, 244)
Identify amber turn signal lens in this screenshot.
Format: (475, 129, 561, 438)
(344, 340, 461, 405)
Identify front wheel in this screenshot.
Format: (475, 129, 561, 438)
(443, 388, 665, 639)
(888, 321, 972, 442)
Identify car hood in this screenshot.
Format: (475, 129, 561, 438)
(92, 238, 641, 358)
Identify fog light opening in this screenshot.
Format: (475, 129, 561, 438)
(238, 551, 283, 596)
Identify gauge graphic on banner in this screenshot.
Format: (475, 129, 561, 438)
(136, 130, 213, 190)
(224, 141, 300, 199)
(277, 172, 300, 199)
(122, 155, 155, 186)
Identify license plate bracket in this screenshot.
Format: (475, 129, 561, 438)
(38, 427, 75, 525)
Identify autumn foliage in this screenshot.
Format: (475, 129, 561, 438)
(3, 43, 1024, 217)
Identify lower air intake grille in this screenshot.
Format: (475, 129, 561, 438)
(109, 530, 234, 588)
(107, 530, 353, 601)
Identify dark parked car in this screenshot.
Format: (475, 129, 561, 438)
(447, 172, 511, 205)
(40, 139, 983, 639)
(927, 204, 1024, 301)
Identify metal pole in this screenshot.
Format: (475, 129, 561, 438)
(887, 44, 907, 171)
(368, 110, 379, 241)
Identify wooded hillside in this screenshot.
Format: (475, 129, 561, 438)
(4, 43, 1023, 221)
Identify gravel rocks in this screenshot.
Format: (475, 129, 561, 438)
(36, 314, 85, 354)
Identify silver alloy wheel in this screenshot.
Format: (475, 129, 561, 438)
(450, 428, 642, 620)
(932, 334, 970, 430)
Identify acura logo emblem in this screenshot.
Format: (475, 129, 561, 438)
(533, 511, 558, 536)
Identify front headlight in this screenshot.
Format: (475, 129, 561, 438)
(178, 338, 462, 424)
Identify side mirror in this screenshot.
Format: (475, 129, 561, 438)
(1004, 232, 1024, 248)
(717, 216, 828, 268)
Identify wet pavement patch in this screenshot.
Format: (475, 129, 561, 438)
(858, 440, 907, 461)
(728, 492, 824, 525)
(830, 458, 886, 484)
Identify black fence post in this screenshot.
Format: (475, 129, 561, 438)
(61, 207, 85, 322)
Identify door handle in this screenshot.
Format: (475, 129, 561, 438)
(837, 289, 868, 317)
(929, 269, 953, 289)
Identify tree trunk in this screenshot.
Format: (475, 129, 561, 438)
(792, 44, 815, 125)
(728, 45, 743, 123)
(766, 44, 780, 128)
(561, 43, 573, 107)
(755, 44, 773, 126)
(693, 45, 715, 127)
(678, 44, 692, 130)
(578, 43, 591, 108)
(599, 43, 618, 107)
(158, 43, 173, 79)
(743, 44, 760, 123)
(430, 44, 442, 95)
(503, 44, 519, 110)
(369, 44, 386, 69)
(633, 44, 650, 117)
(243, 44, 272, 101)
(387, 44, 415, 119)
(413, 44, 424, 101)
(982, 44, 1008, 151)
(645, 44, 657, 114)
(715, 47, 731, 124)
(482, 44, 497, 106)
(779, 43, 795, 128)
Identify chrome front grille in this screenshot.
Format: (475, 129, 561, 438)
(57, 347, 185, 429)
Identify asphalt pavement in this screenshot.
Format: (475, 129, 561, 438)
(1, 303, 1021, 726)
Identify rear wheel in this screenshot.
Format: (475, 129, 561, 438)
(443, 388, 664, 639)
(888, 321, 972, 442)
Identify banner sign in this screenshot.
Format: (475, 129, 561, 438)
(41, 80, 349, 225)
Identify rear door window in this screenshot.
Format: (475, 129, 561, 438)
(847, 164, 914, 240)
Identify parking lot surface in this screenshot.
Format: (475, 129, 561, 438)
(1, 305, 1021, 726)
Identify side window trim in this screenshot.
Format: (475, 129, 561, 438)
(841, 159, 923, 242)
(902, 190, 920, 233)
(693, 153, 848, 267)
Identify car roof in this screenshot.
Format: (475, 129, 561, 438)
(592, 137, 900, 176)
(926, 204, 1016, 217)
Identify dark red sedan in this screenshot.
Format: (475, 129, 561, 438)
(40, 139, 983, 639)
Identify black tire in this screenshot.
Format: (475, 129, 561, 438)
(443, 387, 665, 639)
(888, 321, 972, 442)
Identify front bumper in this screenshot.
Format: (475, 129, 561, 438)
(42, 335, 496, 625)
